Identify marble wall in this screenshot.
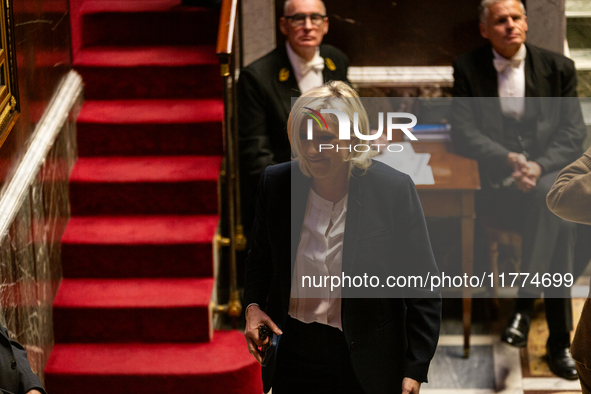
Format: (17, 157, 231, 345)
(0, 108, 78, 382)
(0, 0, 73, 384)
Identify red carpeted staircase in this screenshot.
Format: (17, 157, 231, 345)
(44, 1, 262, 393)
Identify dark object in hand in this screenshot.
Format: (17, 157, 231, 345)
(258, 325, 271, 341)
(257, 325, 277, 367)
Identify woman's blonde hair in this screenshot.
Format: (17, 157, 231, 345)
(288, 81, 374, 177)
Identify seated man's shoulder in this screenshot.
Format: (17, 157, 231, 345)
(319, 44, 347, 58)
(241, 44, 349, 81)
(319, 44, 349, 67)
(453, 45, 492, 69)
(528, 44, 575, 71)
(242, 47, 287, 75)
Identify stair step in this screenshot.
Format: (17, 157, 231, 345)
(75, 46, 221, 99)
(62, 215, 218, 278)
(44, 331, 263, 394)
(77, 99, 224, 157)
(75, 46, 218, 66)
(77, 99, 223, 156)
(69, 156, 221, 215)
(79, 5, 218, 47)
(53, 278, 213, 343)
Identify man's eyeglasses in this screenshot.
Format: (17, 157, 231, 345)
(284, 13, 327, 27)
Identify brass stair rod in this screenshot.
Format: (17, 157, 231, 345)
(231, 49, 246, 252)
(217, 52, 242, 318)
(215, 8, 244, 317)
(226, 66, 242, 318)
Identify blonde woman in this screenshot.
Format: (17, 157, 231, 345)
(244, 81, 441, 394)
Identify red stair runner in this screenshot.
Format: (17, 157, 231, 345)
(77, 99, 224, 157)
(53, 278, 214, 343)
(45, 1, 262, 392)
(75, 46, 221, 99)
(69, 156, 220, 215)
(61, 215, 218, 278)
(45, 332, 260, 394)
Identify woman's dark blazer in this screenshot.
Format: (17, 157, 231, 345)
(244, 160, 442, 394)
(0, 325, 46, 394)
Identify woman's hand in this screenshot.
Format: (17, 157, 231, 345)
(401, 377, 421, 394)
(244, 305, 283, 364)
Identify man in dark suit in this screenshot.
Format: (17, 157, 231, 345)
(237, 0, 349, 241)
(451, 0, 588, 380)
(0, 324, 46, 394)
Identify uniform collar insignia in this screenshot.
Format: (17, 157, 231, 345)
(279, 67, 290, 82)
(325, 58, 336, 71)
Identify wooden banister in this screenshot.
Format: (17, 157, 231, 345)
(216, 0, 238, 64)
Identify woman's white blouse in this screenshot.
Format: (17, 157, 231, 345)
(288, 188, 348, 330)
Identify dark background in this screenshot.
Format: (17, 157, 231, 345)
(275, 0, 490, 66)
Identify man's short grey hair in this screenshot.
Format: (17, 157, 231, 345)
(283, 0, 327, 16)
(479, 0, 526, 25)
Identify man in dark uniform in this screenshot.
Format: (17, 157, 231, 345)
(237, 0, 349, 240)
(1, 324, 46, 394)
(451, 0, 588, 381)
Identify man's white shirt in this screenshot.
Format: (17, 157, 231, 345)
(493, 44, 526, 120)
(286, 42, 324, 95)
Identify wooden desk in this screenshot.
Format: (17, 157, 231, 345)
(412, 141, 481, 358)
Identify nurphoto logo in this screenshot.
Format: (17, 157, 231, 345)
(303, 109, 418, 153)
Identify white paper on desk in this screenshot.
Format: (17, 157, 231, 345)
(374, 151, 430, 174)
(373, 144, 432, 184)
(412, 165, 435, 185)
